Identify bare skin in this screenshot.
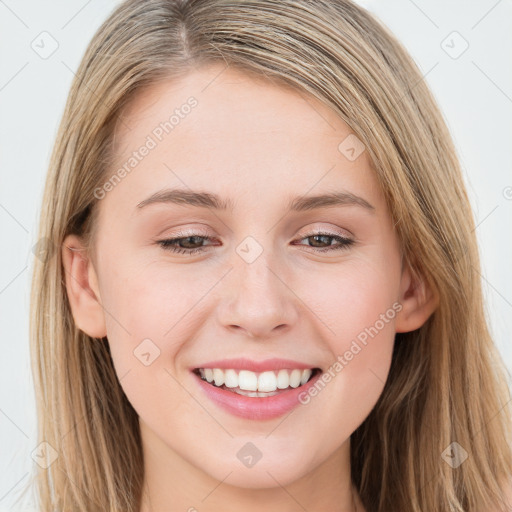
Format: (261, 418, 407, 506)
(62, 64, 437, 512)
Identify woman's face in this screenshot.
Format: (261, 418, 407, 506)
(66, 64, 430, 489)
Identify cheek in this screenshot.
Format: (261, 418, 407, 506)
(99, 256, 211, 347)
(331, 271, 398, 370)
(97, 258, 217, 401)
(293, 260, 399, 418)
(295, 256, 400, 346)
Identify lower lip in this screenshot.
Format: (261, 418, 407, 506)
(192, 370, 322, 420)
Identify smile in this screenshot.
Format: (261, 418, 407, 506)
(191, 364, 323, 420)
(194, 367, 320, 396)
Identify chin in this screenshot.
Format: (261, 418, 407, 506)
(199, 454, 311, 489)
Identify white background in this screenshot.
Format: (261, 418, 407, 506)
(1, 1, 511, 509)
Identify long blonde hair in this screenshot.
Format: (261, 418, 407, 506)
(28, 0, 512, 510)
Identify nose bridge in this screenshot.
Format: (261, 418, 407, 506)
(216, 235, 298, 338)
(233, 235, 286, 309)
(237, 244, 279, 297)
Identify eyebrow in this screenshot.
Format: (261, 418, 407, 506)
(136, 188, 375, 213)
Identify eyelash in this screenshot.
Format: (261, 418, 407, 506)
(157, 231, 354, 255)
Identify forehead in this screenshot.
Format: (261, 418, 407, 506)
(107, 64, 382, 212)
(117, 64, 355, 149)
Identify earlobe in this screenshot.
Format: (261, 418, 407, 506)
(61, 234, 107, 338)
(395, 264, 438, 333)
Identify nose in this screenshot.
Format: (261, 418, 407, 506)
(216, 249, 299, 340)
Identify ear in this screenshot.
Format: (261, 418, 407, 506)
(61, 234, 107, 338)
(395, 263, 438, 333)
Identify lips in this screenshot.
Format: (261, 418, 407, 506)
(190, 358, 323, 420)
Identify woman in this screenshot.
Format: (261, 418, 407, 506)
(29, 0, 512, 510)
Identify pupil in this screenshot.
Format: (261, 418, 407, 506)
(181, 236, 201, 248)
(310, 235, 329, 247)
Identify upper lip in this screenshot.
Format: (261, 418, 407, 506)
(191, 357, 319, 372)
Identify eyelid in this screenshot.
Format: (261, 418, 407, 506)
(296, 224, 354, 240)
(160, 227, 213, 238)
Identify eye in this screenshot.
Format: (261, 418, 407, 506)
(293, 232, 354, 252)
(157, 230, 354, 255)
(157, 232, 216, 255)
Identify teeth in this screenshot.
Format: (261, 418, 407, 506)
(213, 368, 224, 387)
(224, 369, 238, 388)
(289, 369, 302, 388)
(197, 367, 314, 392)
(239, 370, 258, 391)
(258, 371, 277, 392)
